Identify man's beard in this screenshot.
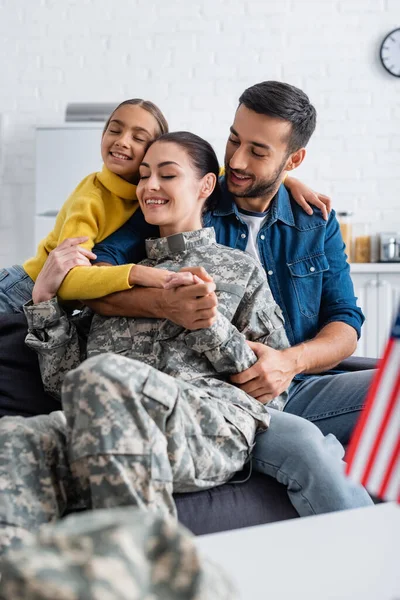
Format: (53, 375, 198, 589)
(225, 157, 287, 199)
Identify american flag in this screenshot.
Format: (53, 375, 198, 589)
(346, 307, 400, 503)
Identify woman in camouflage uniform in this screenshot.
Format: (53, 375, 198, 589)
(0, 133, 371, 555)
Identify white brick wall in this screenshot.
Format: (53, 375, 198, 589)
(0, 0, 399, 265)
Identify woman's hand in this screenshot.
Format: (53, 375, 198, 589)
(32, 237, 96, 304)
(285, 176, 332, 221)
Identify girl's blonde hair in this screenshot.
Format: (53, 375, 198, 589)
(103, 99, 168, 137)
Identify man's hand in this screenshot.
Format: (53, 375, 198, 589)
(160, 276, 218, 329)
(230, 341, 298, 404)
(32, 237, 96, 304)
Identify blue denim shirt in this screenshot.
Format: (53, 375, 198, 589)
(204, 179, 364, 347)
(93, 178, 364, 350)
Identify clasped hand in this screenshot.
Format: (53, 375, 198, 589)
(230, 341, 297, 404)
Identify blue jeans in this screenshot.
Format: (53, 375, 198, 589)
(284, 370, 375, 445)
(0, 265, 34, 314)
(252, 408, 373, 516)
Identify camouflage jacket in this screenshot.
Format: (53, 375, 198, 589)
(24, 228, 290, 432)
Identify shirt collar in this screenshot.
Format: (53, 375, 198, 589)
(146, 227, 216, 260)
(97, 165, 138, 201)
(214, 176, 295, 227)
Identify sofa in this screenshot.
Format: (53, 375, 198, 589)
(0, 313, 377, 536)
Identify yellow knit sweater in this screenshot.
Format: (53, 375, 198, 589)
(24, 166, 138, 301)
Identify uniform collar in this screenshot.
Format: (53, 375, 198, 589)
(214, 176, 295, 226)
(146, 227, 216, 260)
(97, 165, 138, 201)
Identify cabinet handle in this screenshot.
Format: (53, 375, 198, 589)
(366, 279, 378, 287)
(377, 279, 388, 288)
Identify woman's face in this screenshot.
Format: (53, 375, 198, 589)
(101, 104, 160, 184)
(137, 141, 209, 237)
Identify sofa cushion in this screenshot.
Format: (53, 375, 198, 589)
(175, 471, 298, 535)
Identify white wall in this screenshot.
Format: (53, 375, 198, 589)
(0, 0, 399, 266)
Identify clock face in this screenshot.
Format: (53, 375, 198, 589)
(380, 28, 400, 77)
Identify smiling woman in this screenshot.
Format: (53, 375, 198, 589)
(137, 131, 220, 238)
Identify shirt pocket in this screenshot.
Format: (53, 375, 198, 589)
(287, 253, 329, 318)
(0, 268, 9, 283)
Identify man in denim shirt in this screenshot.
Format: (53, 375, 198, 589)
(90, 81, 372, 447)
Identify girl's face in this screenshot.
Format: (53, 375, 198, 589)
(101, 104, 160, 184)
(137, 141, 214, 237)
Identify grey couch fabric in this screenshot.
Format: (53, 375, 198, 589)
(0, 313, 377, 535)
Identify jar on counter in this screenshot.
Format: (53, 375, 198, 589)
(337, 211, 353, 261)
(353, 223, 371, 263)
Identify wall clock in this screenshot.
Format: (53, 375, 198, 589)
(380, 28, 400, 77)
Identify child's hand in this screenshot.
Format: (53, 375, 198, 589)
(129, 265, 175, 289)
(32, 237, 95, 303)
(164, 272, 202, 289)
(285, 176, 332, 221)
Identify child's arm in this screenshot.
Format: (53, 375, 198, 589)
(219, 166, 332, 220)
(284, 176, 332, 221)
(49, 196, 134, 300)
(34, 243, 174, 304)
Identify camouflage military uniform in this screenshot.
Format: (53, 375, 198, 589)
(0, 507, 237, 599)
(0, 228, 289, 554)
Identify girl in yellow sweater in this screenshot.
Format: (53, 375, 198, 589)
(0, 99, 172, 313)
(0, 100, 330, 314)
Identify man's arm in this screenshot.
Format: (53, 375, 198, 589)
(233, 321, 356, 403)
(231, 210, 362, 403)
(86, 269, 219, 331)
(86, 281, 219, 330)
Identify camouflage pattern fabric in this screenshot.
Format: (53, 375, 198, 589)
(0, 228, 290, 555)
(0, 507, 238, 600)
(0, 411, 85, 554)
(25, 228, 289, 417)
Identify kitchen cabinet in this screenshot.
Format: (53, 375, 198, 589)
(351, 264, 400, 358)
(35, 124, 103, 249)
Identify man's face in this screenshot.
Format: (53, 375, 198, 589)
(224, 104, 293, 210)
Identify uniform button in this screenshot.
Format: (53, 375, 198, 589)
(241, 233, 246, 239)
(310, 266, 315, 272)
(260, 234, 265, 240)
(268, 270, 273, 275)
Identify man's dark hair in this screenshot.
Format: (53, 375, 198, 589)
(239, 81, 317, 154)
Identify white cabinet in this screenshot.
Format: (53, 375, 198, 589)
(35, 124, 103, 249)
(351, 265, 400, 358)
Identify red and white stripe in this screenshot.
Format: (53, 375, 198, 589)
(346, 332, 400, 503)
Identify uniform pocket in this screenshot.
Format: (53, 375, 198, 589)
(178, 386, 231, 438)
(287, 254, 329, 318)
(258, 303, 285, 333)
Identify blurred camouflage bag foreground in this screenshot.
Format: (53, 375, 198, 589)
(0, 507, 237, 600)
